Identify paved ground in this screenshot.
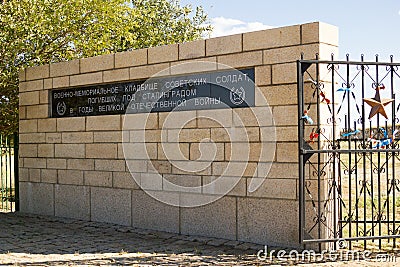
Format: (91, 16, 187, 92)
(0, 212, 399, 266)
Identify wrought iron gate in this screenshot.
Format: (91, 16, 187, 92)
(0, 134, 19, 212)
(298, 54, 400, 250)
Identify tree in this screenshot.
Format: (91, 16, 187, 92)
(0, 0, 211, 135)
(126, 0, 210, 49)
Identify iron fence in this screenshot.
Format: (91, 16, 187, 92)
(298, 54, 400, 250)
(0, 133, 18, 212)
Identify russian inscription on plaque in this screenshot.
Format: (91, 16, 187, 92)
(51, 68, 255, 117)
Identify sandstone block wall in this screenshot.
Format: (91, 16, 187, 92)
(18, 22, 338, 247)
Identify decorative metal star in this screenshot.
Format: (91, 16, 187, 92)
(363, 86, 394, 120)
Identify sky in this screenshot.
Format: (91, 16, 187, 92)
(181, 0, 400, 62)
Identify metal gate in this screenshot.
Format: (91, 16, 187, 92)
(0, 133, 19, 212)
(298, 54, 400, 250)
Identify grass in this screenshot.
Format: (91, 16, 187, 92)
(305, 141, 400, 250)
(341, 151, 400, 250)
(0, 151, 16, 213)
(0, 182, 16, 212)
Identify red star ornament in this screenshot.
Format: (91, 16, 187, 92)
(363, 86, 394, 120)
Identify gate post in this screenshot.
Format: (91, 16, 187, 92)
(297, 59, 306, 246)
(298, 57, 339, 251)
(14, 132, 19, 211)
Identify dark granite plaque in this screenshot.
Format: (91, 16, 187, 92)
(51, 68, 255, 118)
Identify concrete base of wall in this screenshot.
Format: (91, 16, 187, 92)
(20, 181, 301, 248)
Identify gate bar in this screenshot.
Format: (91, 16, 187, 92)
(298, 59, 306, 245)
(14, 133, 19, 211)
(303, 148, 400, 154)
(304, 235, 400, 244)
(299, 59, 400, 66)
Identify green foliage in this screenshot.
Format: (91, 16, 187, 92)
(127, 0, 211, 49)
(0, 0, 211, 135)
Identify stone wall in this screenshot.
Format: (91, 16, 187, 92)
(18, 22, 338, 248)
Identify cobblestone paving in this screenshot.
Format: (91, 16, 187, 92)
(0, 212, 399, 266)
